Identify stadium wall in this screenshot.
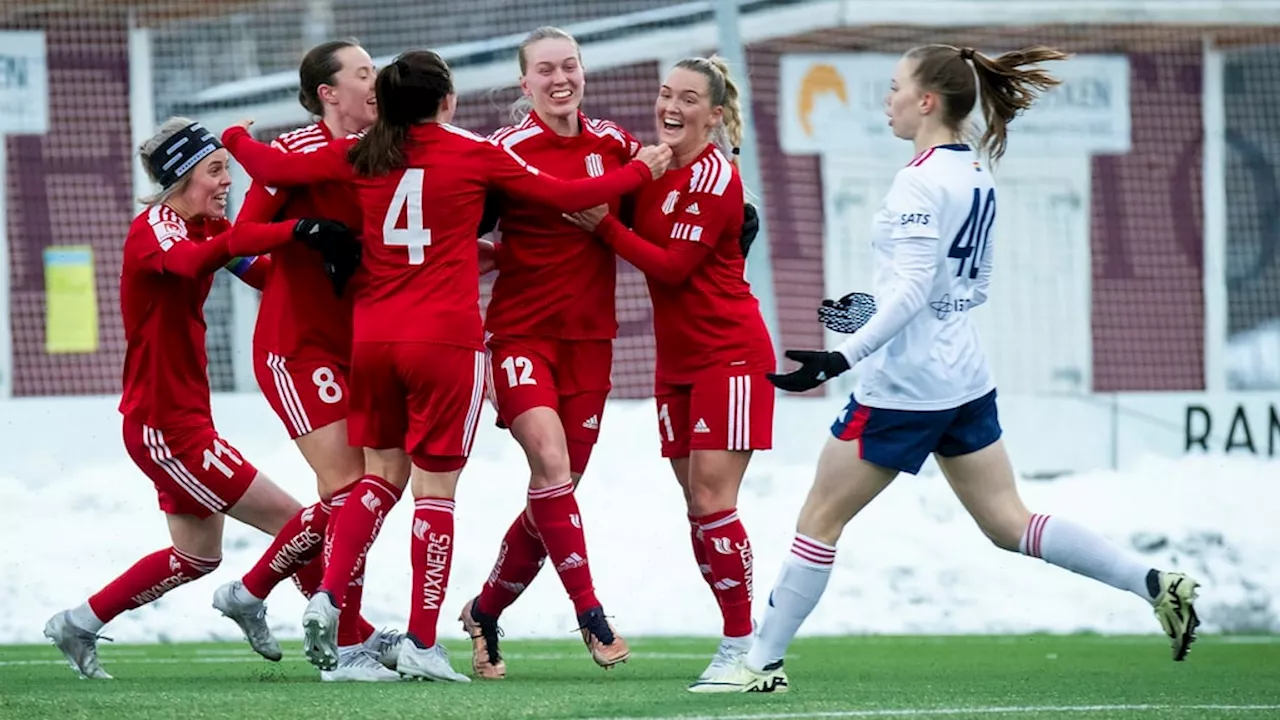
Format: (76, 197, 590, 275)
(10, 14, 1280, 399)
(1, 392, 1276, 645)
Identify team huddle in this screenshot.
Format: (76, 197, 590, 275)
(42, 27, 1202, 694)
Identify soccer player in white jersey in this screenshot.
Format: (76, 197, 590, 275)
(691, 44, 1202, 694)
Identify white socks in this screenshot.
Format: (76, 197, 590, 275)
(69, 602, 106, 633)
(745, 534, 835, 673)
(1021, 513, 1157, 601)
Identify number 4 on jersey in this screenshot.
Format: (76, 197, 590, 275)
(947, 187, 995, 279)
(384, 168, 432, 265)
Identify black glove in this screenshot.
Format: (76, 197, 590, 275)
(740, 203, 759, 257)
(818, 291, 877, 334)
(766, 349, 851, 393)
(294, 218, 362, 297)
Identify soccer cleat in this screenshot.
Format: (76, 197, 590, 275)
(364, 627, 405, 671)
(577, 607, 629, 669)
(320, 644, 402, 682)
(301, 591, 341, 671)
(687, 658, 789, 694)
(43, 611, 113, 680)
(459, 596, 506, 679)
(1152, 571, 1201, 661)
(693, 634, 752, 683)
(212, 580, 282, 662)
(396, 637, 472, 682)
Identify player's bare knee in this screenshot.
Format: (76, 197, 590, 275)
(685, 476, 737, 516)
(512, 409, 571, 488)
(973, 511, 1026, 552)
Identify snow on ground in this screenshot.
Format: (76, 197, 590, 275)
(1, 398, 1275, 645)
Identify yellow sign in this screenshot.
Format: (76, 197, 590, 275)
(44, 245, 99, 353)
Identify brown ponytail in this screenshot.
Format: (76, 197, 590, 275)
(348, 50, 453, 177)
(907, 44, 1070, 162)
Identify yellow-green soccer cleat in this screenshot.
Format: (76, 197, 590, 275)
(1152, 571, 1201, 661)
(687, 659, 789, 694)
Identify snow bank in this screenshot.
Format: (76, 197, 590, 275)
(0, 395, 1274, 644)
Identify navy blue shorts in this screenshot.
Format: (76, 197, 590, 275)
(829, 389, 1002, 475)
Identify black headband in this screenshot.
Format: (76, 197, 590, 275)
(148, 121, 223, 190)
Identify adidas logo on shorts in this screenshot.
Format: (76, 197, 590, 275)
(581, 414, 600, 430)
(694, 418, 711, 434)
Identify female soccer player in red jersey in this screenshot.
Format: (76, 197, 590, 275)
(564, 55, 775, 691)
(42, 117, 355, 680)
(456, 27, 642, 679)
(209, 39, 403, 683)
(221, 49, 670, 681)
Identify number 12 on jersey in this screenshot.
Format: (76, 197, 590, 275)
(384, 168, 432, 265)
(947, 187, 995, 280)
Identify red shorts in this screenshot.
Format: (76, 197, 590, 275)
(122, 418, 259, 518)
(347, 341, 486, 471)
(253, 348, 350, 440)
(486, 335, 612, 473)
(655, 371, 775, 459)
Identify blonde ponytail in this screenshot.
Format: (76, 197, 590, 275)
(676, 55, 744, 164)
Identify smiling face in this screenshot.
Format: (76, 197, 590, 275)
(320, 45, 378, 131)
(655, 67, 722, 159)
(520, 36, 584, 124)
(176, 149, 232, 219)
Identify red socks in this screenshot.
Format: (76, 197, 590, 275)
(694, 508, 754, 638)
(88, 547, 221, 622)
(477, 511, 546, 616)
(408, 497, 456, 647)
(241, 501, 328, 599)
(689, 514, 715, 590)
(320, 475, 401, 604)
(527, 482, 599, 614)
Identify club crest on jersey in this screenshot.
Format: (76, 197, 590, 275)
(584, 153, 604, 178)
(662, 190, 681, 215)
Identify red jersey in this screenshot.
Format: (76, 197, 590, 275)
(119, 205, 295, 429)
(596, 144, 774, 383)
(484, 111, 640, 340)
(237, 122, 361, 361)
(221, 122, 654, 350)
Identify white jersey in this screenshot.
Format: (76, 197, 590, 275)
(835, 144, 996, 411)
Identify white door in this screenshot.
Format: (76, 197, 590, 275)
(819, 152, 1093, 397)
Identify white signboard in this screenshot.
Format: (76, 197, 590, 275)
(779, 53, 1130, 158)
(0, 31, 49, 135)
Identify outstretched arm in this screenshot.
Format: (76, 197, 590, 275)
(485, 141, 659, 213)
(222, 126, 355, 187)
(593, 215, 711, 285)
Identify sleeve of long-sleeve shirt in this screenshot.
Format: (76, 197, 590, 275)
(224, 255, 272, 290)
(222, 126, 355, 187)
(595, 214, 712, 285)
(835, 170, 940, 365)
(483, 140, 651, 213)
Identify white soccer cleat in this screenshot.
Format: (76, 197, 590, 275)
(301, 592, 341, 671)
(693, 635, 751, 683)
(212, 580, 282, 662)
(396, 640, 472, 682)
(363, 627, 405, 671)
(320, 644, 403, 682)
(1152, 571, 1201, 661)
(687, 658, 789, 694)
(43, 610, 112, 680)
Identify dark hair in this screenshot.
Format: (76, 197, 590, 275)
(298, 39, 362, 117)
(348, 50, 454, 177)
(906, 44, 1070, 162)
